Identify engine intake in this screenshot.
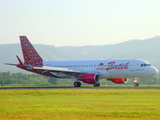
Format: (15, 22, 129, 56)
(81, 73, 100, 84)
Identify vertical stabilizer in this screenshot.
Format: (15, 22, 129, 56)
(19, 36, 43, 67)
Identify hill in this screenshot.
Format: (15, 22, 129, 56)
(0, 36, 160, 72)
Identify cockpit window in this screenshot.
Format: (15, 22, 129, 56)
(141, 64, 151, 67)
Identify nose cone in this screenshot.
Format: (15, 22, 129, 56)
(151, 67, 158, 76)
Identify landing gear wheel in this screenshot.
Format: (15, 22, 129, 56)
(93, 83, 100, 87)
(134, 83, 139, 87)
(74, 82, 81, 87)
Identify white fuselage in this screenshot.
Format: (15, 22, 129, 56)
(43, 59, 158, 79)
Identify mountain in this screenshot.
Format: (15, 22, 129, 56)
(0, 36, 160, 73)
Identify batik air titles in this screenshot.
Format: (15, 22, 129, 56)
(5, 36, 158, 87)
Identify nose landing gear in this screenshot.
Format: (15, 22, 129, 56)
(134, 78, 139, 87)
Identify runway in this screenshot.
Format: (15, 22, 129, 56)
(0, 86, 160, 89)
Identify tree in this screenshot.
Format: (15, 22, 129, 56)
(147, 79, 155, 85)
(0, 76, 4, 86)
(48, 77, 58, 84)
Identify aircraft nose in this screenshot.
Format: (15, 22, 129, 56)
(151, 67, 158, 76)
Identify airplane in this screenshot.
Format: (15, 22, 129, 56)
(5, 36, 158, 87)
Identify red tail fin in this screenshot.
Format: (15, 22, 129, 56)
(19, 36, 43, 67)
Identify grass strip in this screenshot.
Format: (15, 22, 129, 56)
(0, 89, 160, 120)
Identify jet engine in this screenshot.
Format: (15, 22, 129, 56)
(108, 78, 128, 84)
(81, 73, 100, 84)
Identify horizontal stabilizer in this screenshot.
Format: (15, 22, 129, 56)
(4, 63, 18, 66)
(4, 63, 33, 69)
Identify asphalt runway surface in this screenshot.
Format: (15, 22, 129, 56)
(0, 86, 160, 89)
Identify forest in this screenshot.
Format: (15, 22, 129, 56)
(0, 71, 159, 86)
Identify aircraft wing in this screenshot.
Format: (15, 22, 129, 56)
(33, 66, 83, 78)
(5, 63, 83, 78)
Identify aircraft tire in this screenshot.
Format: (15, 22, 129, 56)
(134, 83, 139, 87)
(93, 83, 100, 87)
(74, 82, 81, 87)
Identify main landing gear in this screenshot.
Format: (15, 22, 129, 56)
(73, 82, 100, 87)
(93, 82, 100, 87)
(74, 81, 81, 87)
(134, 78, 139, 87)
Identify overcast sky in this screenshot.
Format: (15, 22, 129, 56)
(1, 0, 160, 46)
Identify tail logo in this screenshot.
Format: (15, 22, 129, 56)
(20, 36, 43, 67)
(25, 43, 29, 47)
(29, 50, 33, 54)
(21, 37, 24, 41)
(34, 56, 38, 60)
(24, 55, 28, 60)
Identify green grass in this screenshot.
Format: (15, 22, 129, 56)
(0, 89, 160, 120)
(1, 84, 160, 87)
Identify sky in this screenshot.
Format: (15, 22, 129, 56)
(0, 0, 160, 46)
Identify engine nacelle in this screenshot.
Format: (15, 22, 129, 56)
(81, 73, 100, 84)
(108, 78, 128, 84)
